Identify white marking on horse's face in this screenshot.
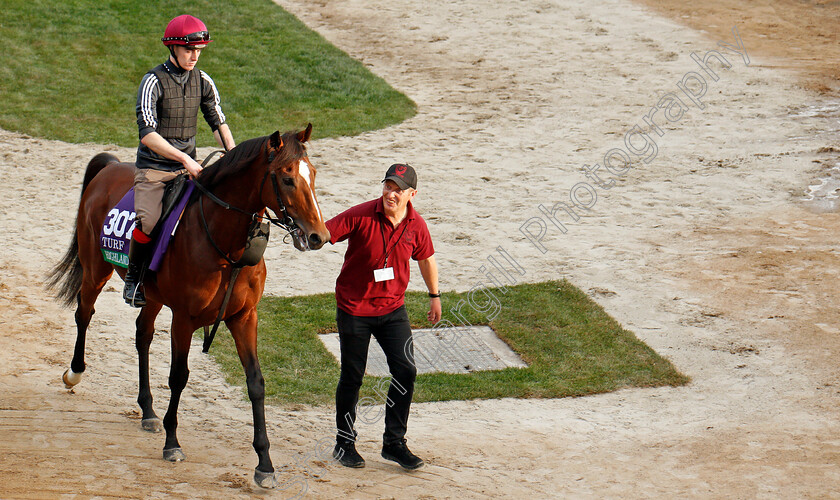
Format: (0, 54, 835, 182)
(299, 159, 323, 222)
(298, 160, 311, 186)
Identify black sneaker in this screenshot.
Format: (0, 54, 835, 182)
(333, 442, 365, 468)
(381, 440, 424, 470)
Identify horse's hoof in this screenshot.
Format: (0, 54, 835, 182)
(141, 417, 163, 433)
(254, 468, 277, 489)
(62, 368, 82, 388)
(163, 448, 186, 462)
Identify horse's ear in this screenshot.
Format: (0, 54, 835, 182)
(297, 123, 312, 143)
(269, 131, 283, 150)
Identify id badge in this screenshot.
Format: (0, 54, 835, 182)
(374, 267, 395, 282)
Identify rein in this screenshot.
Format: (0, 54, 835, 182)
(192, 144, 303, 352)
(193, 146, 302, 263)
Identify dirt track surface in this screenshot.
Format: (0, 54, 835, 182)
(2, 0, 839, 498)
(634, 0, 840, 95)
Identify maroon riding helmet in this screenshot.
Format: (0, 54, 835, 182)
(161, 15, 212, 49)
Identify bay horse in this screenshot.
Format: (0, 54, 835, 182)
(46, 124, 329, 488)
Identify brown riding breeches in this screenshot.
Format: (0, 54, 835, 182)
(133, 167, 186, 235)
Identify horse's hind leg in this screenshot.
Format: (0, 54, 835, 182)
(62, 293, 90, 387)
(136, 301, 163, 433)
(63, 272, 111, 388)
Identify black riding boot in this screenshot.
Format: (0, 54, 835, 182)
(123, 238, 151, 307)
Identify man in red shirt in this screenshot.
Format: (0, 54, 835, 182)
(325, 163, 441, 470)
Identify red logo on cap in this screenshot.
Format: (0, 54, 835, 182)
(395, 165, 407, 177)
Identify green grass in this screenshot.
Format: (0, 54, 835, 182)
(207, 281, 689, 405)
(0, 0, 415, 146)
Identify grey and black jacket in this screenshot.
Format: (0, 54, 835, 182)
(135, 59, 226, 171)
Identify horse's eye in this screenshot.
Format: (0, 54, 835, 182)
(282, 177, 295, 187)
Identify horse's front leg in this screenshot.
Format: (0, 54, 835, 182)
(161, 311, 192, 462)
(227, 307, 276, 489)
(136, 301, 163, 433)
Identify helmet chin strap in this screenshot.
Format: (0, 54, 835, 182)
(169, 47, 185, 71)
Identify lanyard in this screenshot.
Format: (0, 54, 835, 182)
(379, 217, 409, 267)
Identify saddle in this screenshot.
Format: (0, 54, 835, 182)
(158, 150, 222, 226)
(159, 173, 190, 232)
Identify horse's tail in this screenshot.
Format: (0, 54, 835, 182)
(46, 153, 120, 307)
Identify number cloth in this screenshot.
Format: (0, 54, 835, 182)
(99, 184, 195, 271)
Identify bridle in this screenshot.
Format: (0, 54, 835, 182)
(191, 145, 305, 266)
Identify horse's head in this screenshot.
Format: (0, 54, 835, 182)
(263, 123, 330, 251)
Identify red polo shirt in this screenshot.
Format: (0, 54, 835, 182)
(326, 198, 435, 316)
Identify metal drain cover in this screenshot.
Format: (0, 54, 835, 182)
(318, 326, 528, 376)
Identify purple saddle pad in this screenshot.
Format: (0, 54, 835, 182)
(99, 182, 195, 271)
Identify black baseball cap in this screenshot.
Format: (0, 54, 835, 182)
(383, 163, 417, 190)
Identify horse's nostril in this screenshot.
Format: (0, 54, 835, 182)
(309, 234, 322, 246)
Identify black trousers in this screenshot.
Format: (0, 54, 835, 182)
(335, 305, 417, 446)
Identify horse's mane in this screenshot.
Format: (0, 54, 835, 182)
(193, 130, 308, 195)
(196, 135, 267, 190)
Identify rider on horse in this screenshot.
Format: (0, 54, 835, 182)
(124, 14, 236, 307)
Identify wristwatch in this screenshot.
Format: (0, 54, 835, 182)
(428, 292, 441, 298)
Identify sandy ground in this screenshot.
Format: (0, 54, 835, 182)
(1, 0, 839, 498)
(634, 0, 840, 96)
